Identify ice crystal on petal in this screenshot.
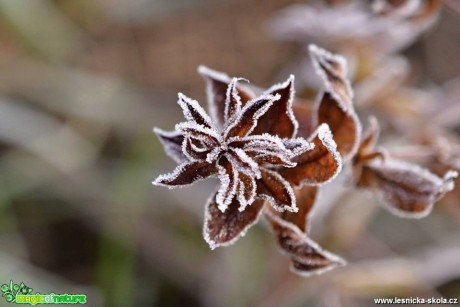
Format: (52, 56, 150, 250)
(225, 94, 280, 138)
(282, 138, 315, 157)
(225, 77, 248, 123)
(178, 93, 214, 128)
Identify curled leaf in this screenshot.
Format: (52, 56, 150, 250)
(281, 124, 342, 186)
(357, 158, 458, 218)
(265, 210, 345, 276)
(309, 44, 353, 110)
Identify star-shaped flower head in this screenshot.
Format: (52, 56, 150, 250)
(153, 66, 342, 251)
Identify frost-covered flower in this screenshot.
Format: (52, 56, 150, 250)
(153, 64, 342, 251)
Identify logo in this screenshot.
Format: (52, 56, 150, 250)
(1, 281, 87, 305)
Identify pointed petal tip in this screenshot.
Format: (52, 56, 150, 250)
(444, 170, 459, 181)
(204, 236, 217, 250)
(442, 170, 458, 192)
(197, 65, 229, 81)
(152, 177, 163, 186)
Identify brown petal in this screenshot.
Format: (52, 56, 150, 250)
(279, 185, 318, 232)
(153, 161, 217, 187)
(309, 44, 353, 110)
(357, 158, 458, 218)
(177, 93, 213, 128)
(182, 137, 214, 161)
(216, 155, 239, 212)
(198, 66, 254, 128)
(225, 94, 280, 139)
(281, 124, 342, 186)
(176, 122, 221, 147)
(204, 195, 264, 249)
(252, 75, 298, 138)
(229, 134, 288, 154)
(282, 137, 314, 157)
(224, 78, 246, 123)
(316, 92, 361, 161)
(237, 172, 257, 211)
(265, 211, 345, 276)
(153, 128, 187, 163)
(252, 150, 297, 168)
(228, 147, 261, 178)
(257, 169, 297, 212)
(293, 101, 315, 138)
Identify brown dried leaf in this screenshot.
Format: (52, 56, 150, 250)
(281, 124, 342, 187)
(357, 159, 458, 218)
(309, 44, 353, 110)
(265, 210, 345, 276)
(204, 196, 264, 249)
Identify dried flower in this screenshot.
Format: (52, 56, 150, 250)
(153, 62, 342, 253)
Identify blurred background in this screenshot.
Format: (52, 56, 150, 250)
(0, 0, 459, 306)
